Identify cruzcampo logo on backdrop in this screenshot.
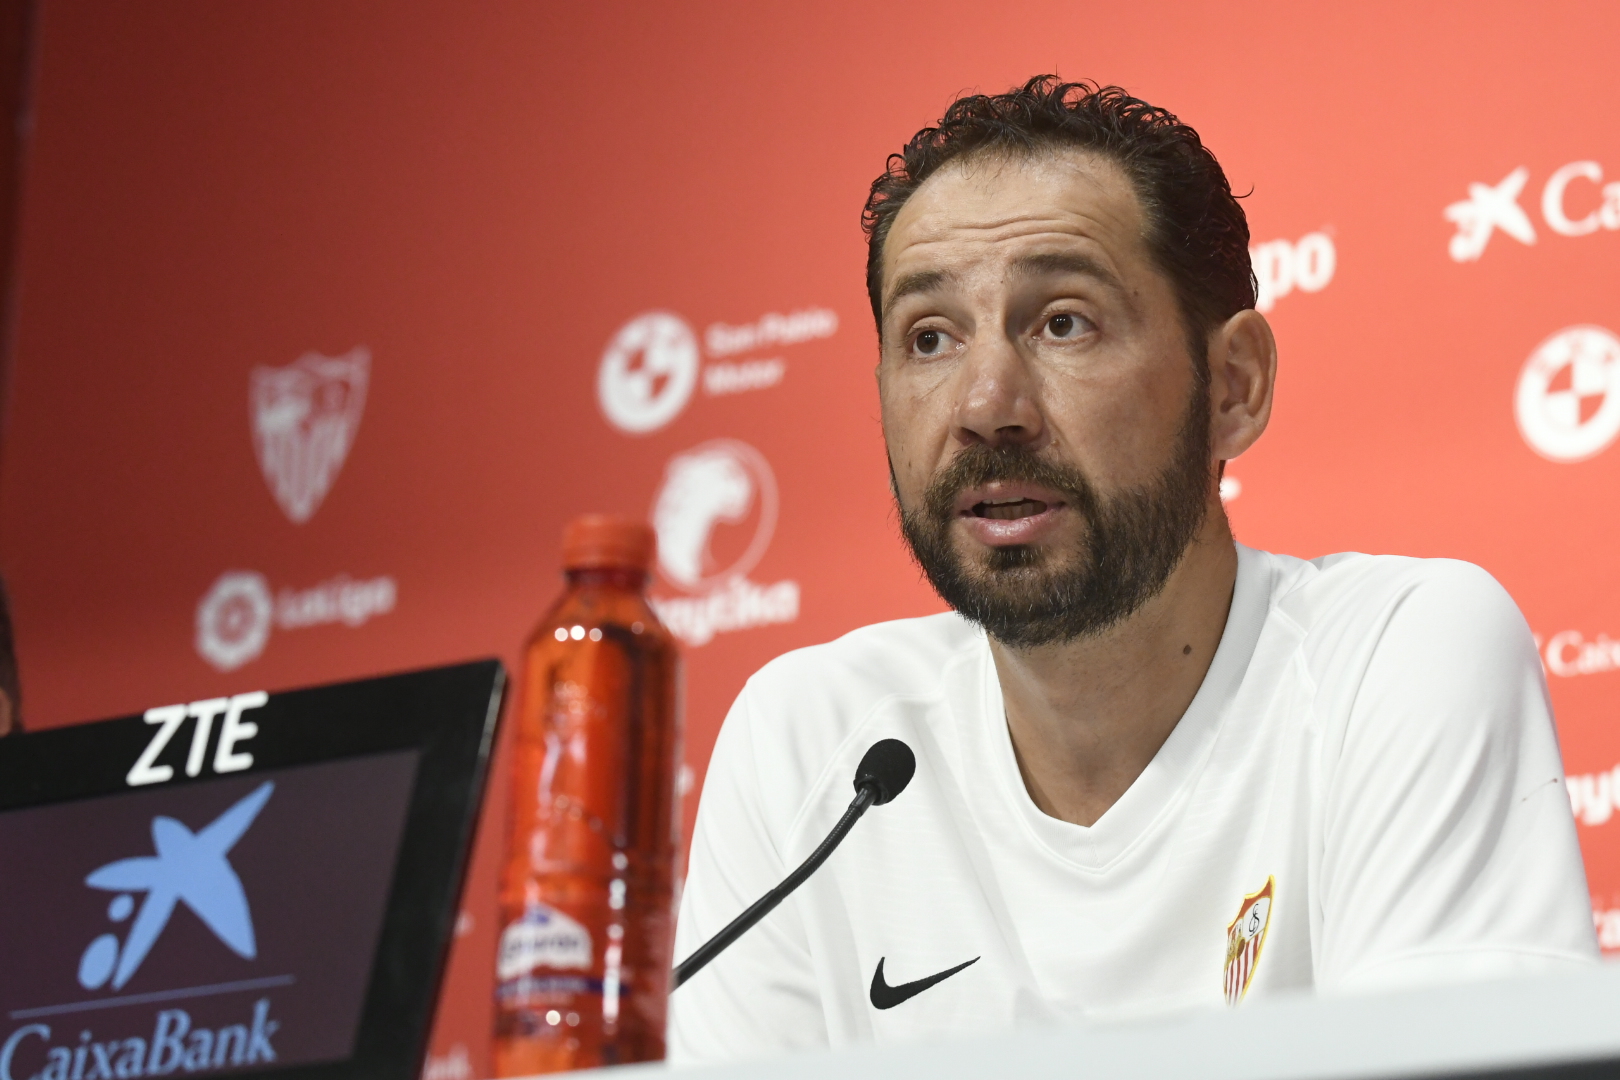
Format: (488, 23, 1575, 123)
(647, 439, 799, 647)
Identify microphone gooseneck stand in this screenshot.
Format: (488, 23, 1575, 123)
(671, 738, 916, 991)
(671, 782, 876, 990)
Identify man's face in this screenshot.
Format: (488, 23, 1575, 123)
(876, 148, 1215, 646)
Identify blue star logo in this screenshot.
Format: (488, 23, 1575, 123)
(77, 781, 273, 990)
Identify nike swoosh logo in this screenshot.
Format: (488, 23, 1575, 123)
(868, 955, 980, 1009)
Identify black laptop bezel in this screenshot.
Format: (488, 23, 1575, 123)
(0, 658, 506, 1080)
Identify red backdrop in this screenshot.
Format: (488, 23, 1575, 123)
(2, 2, 1619, 1074)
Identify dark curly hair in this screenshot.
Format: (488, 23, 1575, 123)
(862, 76, 1256, 358)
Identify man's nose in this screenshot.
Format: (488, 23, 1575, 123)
(951, 334, 1044, 448)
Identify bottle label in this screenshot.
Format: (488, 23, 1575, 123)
(497, 903, 593, 979)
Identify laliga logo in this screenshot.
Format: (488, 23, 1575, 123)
(597, 313, 700, 435)
(195, 570, 397, 672)
(1515, 326, 1620, 463)
(649, 440, 799, 646)
(1446, 162, 1620, 262)
(251, 348, 370, 524)
(76, 783, 272, 991)
(194, 573, 273, 674)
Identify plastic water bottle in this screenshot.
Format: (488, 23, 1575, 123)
(493, 515, 682, 1073)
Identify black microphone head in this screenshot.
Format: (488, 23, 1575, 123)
(854, 739, 916, 805)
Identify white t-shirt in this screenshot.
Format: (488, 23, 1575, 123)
(668, 545, 1598, 1065)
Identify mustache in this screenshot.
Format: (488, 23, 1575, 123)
(920, 444, 1098, 524)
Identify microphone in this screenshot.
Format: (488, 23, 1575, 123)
(670, 738, 916, 990)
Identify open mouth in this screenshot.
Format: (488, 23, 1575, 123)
(972, 498, 1050, 521)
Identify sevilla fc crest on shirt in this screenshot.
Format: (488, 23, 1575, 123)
(1223, 876, 1274, 1004)
(251, 348, 370, 524)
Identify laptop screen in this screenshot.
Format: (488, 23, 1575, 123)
(0, 751, 420, 1079)
(0, 660, 504, 1080)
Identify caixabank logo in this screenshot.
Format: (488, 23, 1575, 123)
(1542, 628, 1620, 678)
(596, 307, 837, 435)
(1445, 161, 1620, 262)
(0, 785, 281, 1080)
(74, 783, 274, 994)
(0, 755, 416, 1079)
(647, 440, 799, 646)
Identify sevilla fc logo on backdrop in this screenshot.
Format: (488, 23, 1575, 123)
(1515, 326, 1620, 463)
(250, 348, 370, 523)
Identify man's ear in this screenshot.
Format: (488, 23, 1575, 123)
(1207, 308, 1277, 462)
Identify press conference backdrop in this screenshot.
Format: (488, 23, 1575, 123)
(0, 2, 1618, 1074)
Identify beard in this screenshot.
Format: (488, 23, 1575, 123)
(897, 387, 1214, 649)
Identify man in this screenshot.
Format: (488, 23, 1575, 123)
(669, 77, 1596, 1062)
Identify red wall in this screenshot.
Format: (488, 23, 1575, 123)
(3, 3, 1619, 1074)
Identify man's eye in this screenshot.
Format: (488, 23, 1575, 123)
(1047, 314, 1082, 338)
(915, 330, 945, 354)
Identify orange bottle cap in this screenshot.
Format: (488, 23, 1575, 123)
(562, 515, 656, 572)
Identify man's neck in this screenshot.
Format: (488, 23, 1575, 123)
(989, 506, 1238, 828)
